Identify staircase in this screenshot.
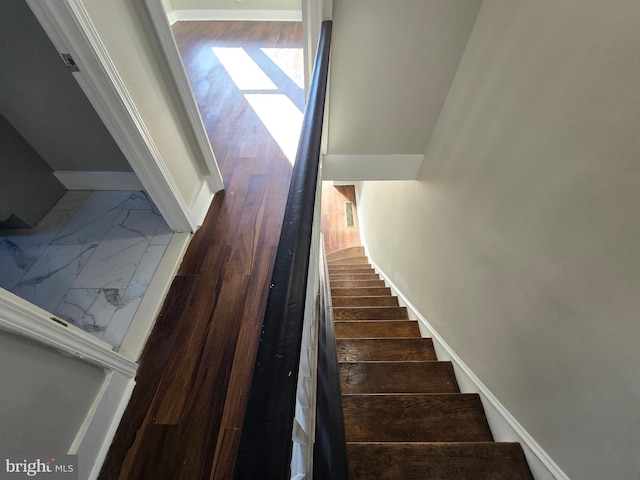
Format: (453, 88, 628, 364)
(327, 246, 533, 479)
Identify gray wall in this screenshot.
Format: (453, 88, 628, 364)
(0, 329, 106, 453)
(0, 0, 130, 172)
(357, 1, 640, 478)
(0, 113, 64, 227)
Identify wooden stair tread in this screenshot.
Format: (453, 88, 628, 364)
(347, 442, 534, 480)
(328, 263, 373, 271)
(339, 361, 459, 394)
(330, 279, 386, 288)
(329, 273, 381, 282)
(335, 321, 421, 338)
(333, 296, 399, 307)
(337, 338, 436, 361)
(342, 394, 493, 442)
(334, 306, 408, 320)
(332, 287, 391, 297)
(328, 267, 375, 275)
(326, 246, 365, 262)
(328, 256, 370, 265)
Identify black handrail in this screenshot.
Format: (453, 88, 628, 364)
(233, 21, 333, 480)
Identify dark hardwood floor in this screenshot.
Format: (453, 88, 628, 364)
(99, 21, 303, 480)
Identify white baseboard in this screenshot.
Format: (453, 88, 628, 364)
(168, 9, 302, 25)
(71, 371, 136, 480)
(53, 171, 144, 191)
(117, 232, 191, 361)
(365, 251, 569, 480)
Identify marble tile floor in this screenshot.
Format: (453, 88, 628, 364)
(0, 190, 173, 349)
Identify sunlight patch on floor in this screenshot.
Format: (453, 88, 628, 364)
(212, 46, 304, 163)
(212, 47, 277, 90)
(244, 94, 303, 164)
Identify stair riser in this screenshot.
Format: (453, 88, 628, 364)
(327, 267, 375, 274)
(330, 280, 386, 288)
(329, 274, 380, 282)
(328, 257, 370, 265)
(334, 306, 408, 320)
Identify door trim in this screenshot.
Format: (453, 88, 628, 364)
(143, 0, 224, 194)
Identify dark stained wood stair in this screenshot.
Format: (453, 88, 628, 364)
(326, 246, 534, 480)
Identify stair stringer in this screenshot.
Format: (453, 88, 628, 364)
(361, 248, 569, 480)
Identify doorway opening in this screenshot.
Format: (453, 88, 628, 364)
(0, 0, 176, 353)
(170, 20, 305, 170)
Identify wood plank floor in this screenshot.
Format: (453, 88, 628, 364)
(99, 21, 306, 480)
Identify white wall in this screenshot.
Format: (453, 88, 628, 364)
(0, 329, 105, 453)
(79, 0, 214, 209)
(327, 0, 482, 156)
(357, 1, 640, 479)
(161, 0, 172, 13)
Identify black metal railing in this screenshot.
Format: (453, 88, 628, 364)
(233, 21, 334, 480)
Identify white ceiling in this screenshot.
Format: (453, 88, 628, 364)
(327, 0, 482, 158)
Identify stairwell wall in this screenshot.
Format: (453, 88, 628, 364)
(356, 1, 640, 479)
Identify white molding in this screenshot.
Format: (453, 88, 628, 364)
(362, 249, 569, 480)
(72, 371, 136, 480)
(118, 232, 191, 361)
(143, 0, 224, 194)
(0, 289, 137, 377)
(169, 9, 302, 24)
(190, 181, 217, 228)
(53, 171, 144, 190)
(322, 154, 424, 181)
(166, 9, 179, 25)
(26, 0, 197, 232)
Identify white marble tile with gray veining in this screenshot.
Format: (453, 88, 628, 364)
(101, 296, 142, 348)
(150, 218, 173, 246)
(125, 245, 167, 299)
(12, 244, 97, 313)
(123, 191, 158, 212)
(70, 226, 150, 290)
(2, 189, 172, 350)
(0, 238, 38, 289)
(0, 209, 74, 290)
(54, 288, 127, 337)
(112, 208, 164, 242)
(51, 191, 132, 245)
